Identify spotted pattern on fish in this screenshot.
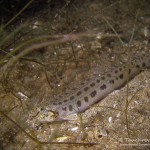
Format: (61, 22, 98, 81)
(45, 45, 150, 118)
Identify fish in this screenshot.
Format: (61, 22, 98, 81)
(44, 44, 150, 118)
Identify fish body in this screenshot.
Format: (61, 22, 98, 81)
(45, 45, 150, 118)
